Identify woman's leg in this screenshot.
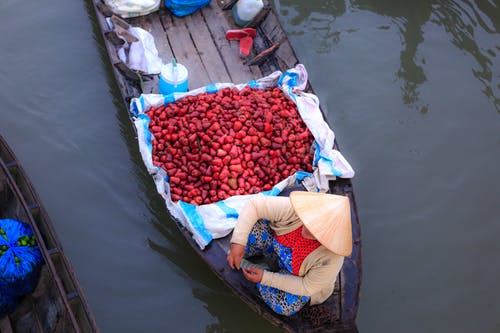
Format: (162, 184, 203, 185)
(256, 270, 310, 316)
(244, 219, 274, 257)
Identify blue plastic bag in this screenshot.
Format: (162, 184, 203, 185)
(0, 219, 43, 297)
(164, 0, 211, 17)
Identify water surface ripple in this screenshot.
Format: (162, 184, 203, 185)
(0, 0, 498, 332)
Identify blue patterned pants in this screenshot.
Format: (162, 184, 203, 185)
(245, 219, 310, 316)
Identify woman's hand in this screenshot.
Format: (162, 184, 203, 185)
(226, 243, 245, 270)
(242, 268, 264, 283)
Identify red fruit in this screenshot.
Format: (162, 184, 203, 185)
(164, 162, 175, 169)
(242, 136, 252, 145)
(223, 155, 232, 165)
(229, 146, 239, 158)
(259, 137, 271, 146)
(219, 169, 230, 180)
(230, 157, 241, 165)
(212, 158, 223, 167)
(233, 121, 243, 131)
(214, 134, 223, 144)
(147, 87, 313, 205)
(228, 178, 238, 190)
(209, 122, 220, 131)
(271, 142, 281, 150)
(279, 110, 292, 118)
(255, 167, 265, 178)
(263, 123, 273, 133)
(201, 153, 212, 162)
(295, 147, 306, 154)
(235, 131, 246, 139)
(229, 164, 243, 173)
(248, 127, 257, 135)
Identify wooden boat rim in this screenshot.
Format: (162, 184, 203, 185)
(0, 134, 100, 332)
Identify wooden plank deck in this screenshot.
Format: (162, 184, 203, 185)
(124, 1, 302, 91)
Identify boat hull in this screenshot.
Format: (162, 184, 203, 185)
(0, 135, 99, 333)
(88, 1, 362, 331)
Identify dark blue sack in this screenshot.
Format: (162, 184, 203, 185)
(164, 0, 211, 17)
(0, 285, 18, 318)
(0, 219, 43, 297)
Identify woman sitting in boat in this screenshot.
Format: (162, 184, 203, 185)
(226, 191, 352, 316)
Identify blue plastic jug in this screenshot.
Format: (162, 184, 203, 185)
(158, 61, 189, 95)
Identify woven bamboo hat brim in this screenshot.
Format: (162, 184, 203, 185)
(290, 191, 352, 256)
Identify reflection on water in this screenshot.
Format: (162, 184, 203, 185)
(429, 0, 500, 112)
(274, 1, 499, 332)
(147, 236, 280, 332)
(276, 0, 499, 112)
(351, 0, 432, 112)
(273, 0, 351, 53)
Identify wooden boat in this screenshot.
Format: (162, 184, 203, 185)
(89, 1, 361, 331)
(0, 134, 99, 333)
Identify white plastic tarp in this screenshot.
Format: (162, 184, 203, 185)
(130, 65, 355, 249)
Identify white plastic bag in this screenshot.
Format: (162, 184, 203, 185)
(104, 0, 161, 18)
(117, 27, 163, 75)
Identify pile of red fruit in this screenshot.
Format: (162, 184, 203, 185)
(146, 86, 315, 205)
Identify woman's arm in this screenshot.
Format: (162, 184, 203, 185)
(230, 196, 297, 246)
(228, 196, 296, 270)
(261, 255, 344, 296)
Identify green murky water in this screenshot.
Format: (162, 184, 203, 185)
(0, 0, 498, 331)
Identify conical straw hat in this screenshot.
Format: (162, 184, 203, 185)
(290, 191, 352, 256)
